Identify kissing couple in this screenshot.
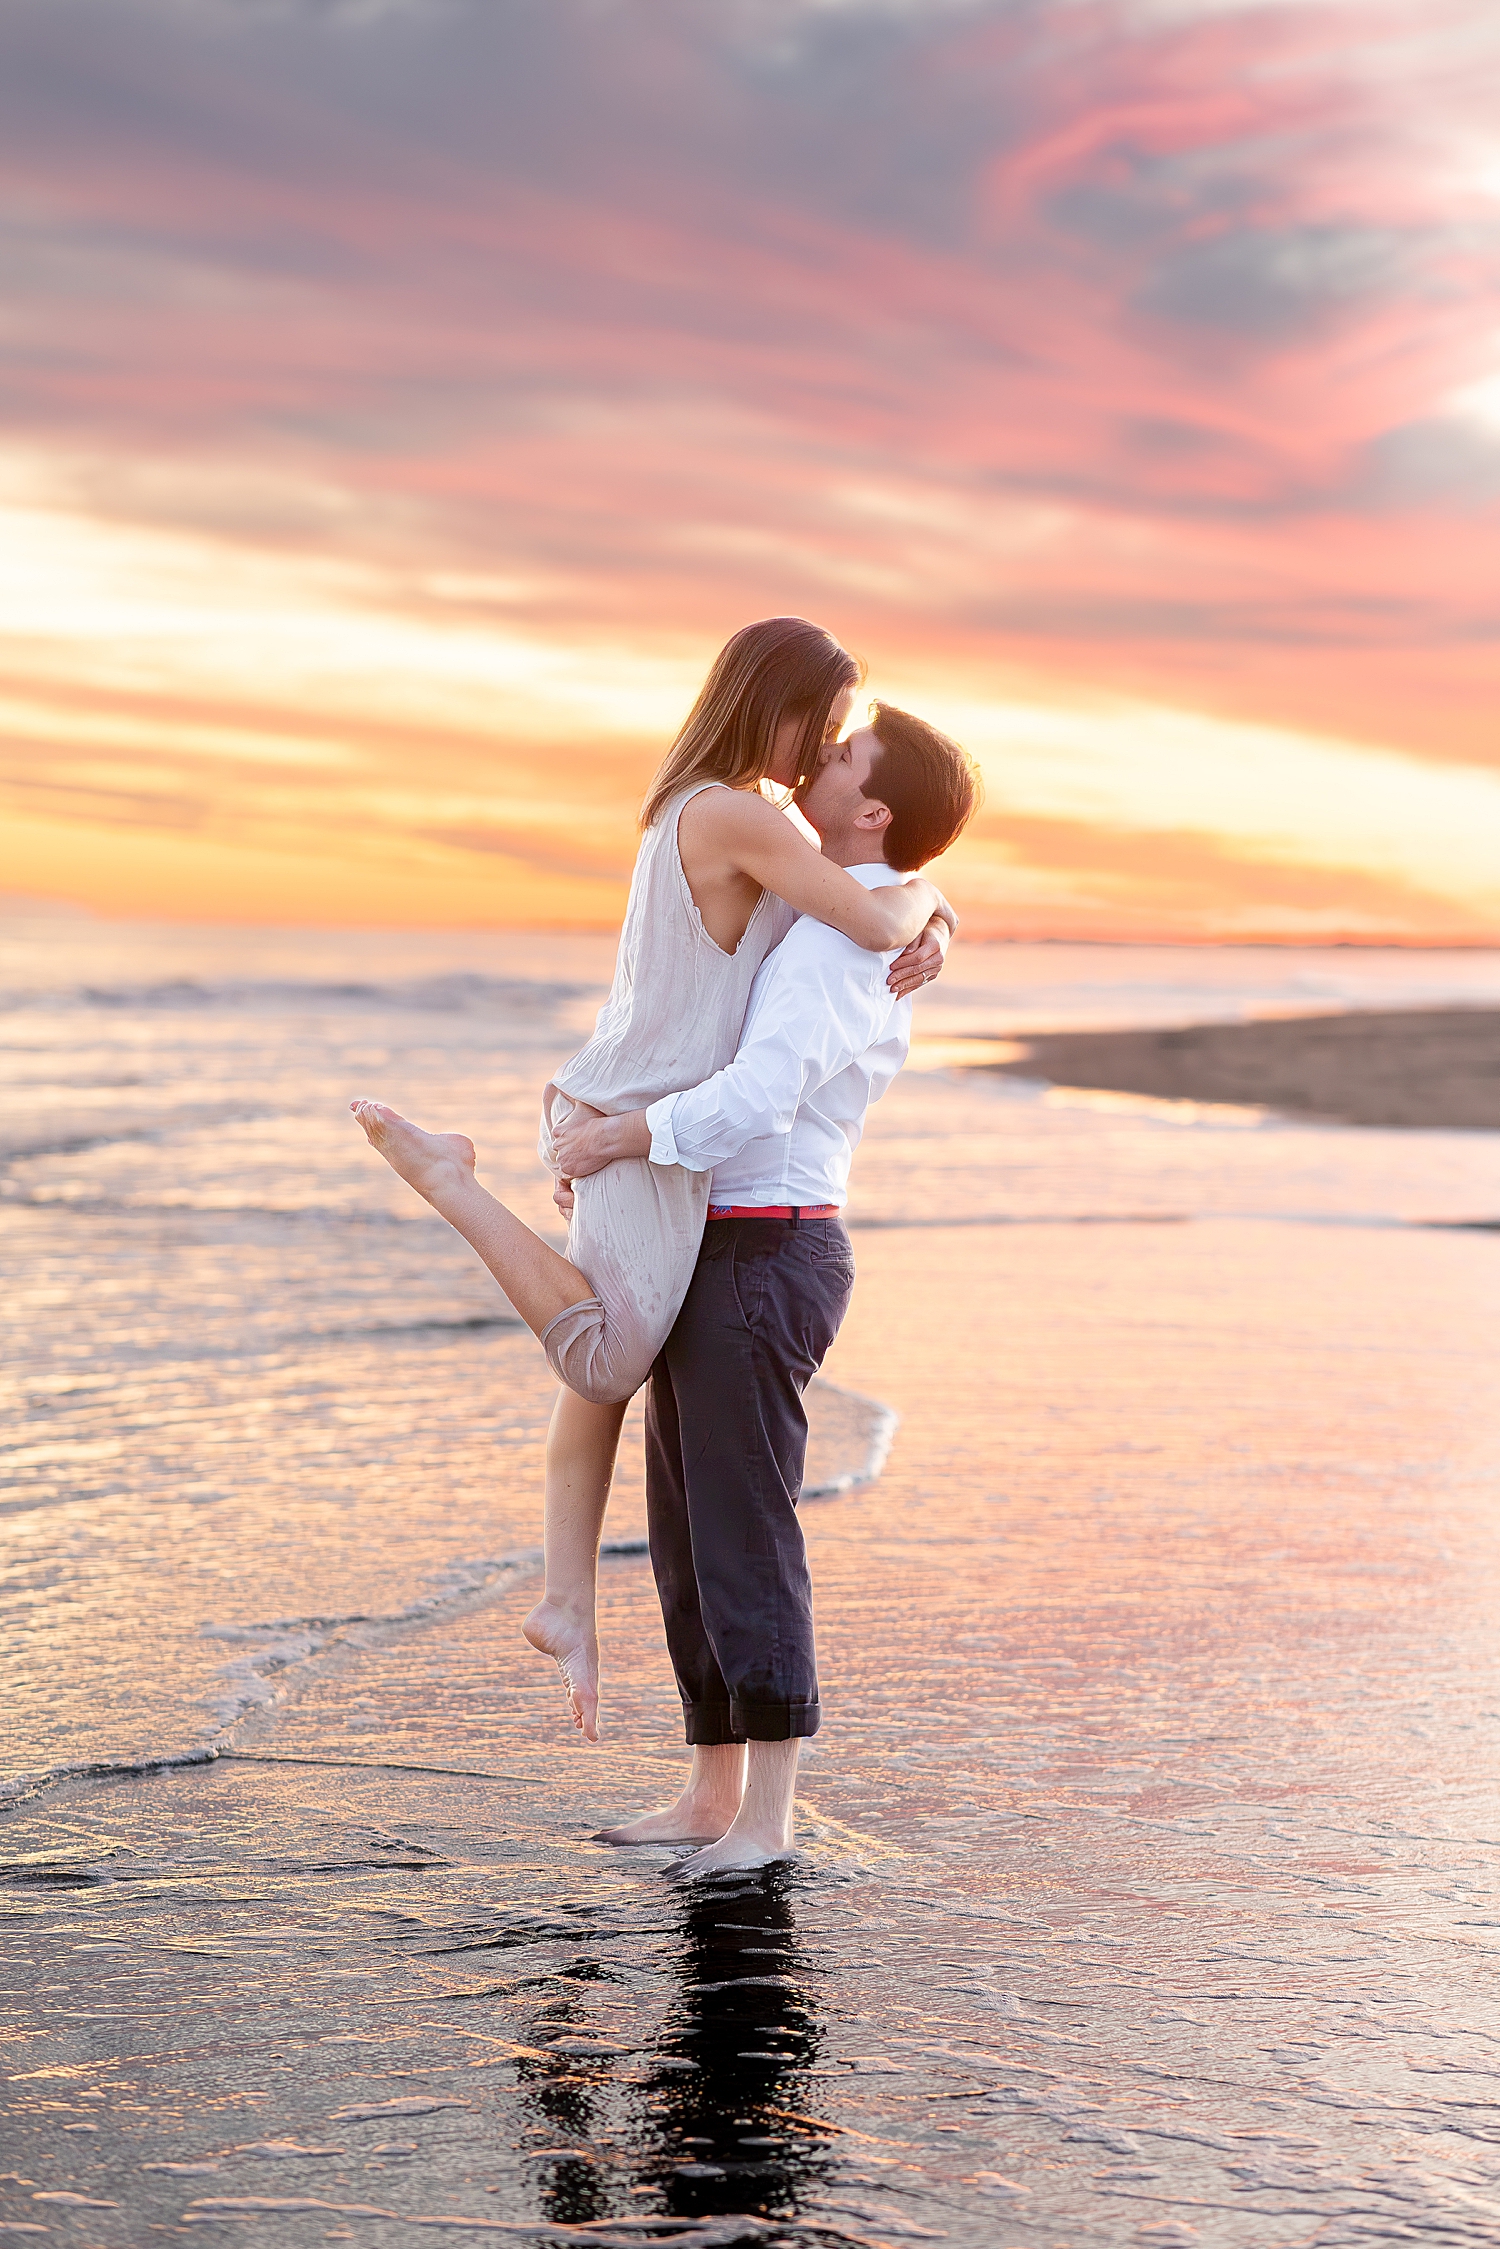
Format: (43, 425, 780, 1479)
(354, 616, 978, 1878)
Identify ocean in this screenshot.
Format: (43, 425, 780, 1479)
(4, 902, 1500, 2246)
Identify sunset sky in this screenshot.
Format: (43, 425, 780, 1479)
(3, 0, 1499, 939)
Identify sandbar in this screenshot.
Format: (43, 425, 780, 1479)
(982, 1004, 1500, 1129)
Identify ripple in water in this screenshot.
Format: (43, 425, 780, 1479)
(3, 909, 1500, 2242)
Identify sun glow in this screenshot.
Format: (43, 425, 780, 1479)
(4, 0, 1500, 940)
(4, 469, 1496, 938)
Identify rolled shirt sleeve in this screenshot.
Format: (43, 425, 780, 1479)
(645, 927, 888, 1175)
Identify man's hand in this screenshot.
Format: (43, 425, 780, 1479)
(554, 1177, 575, 1218)
(888, 912, 949, 999)
(551, 1102, 653, 1179)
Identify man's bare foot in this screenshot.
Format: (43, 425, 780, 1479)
(350, 1099, 476, 1206)
(597, 1746, 746, 1846)
(522, 1597, 600, 1744)
(664, 1739, 798, 1879)
(597, 1794, 738, 1847)
(668, 1831, 796, 1882)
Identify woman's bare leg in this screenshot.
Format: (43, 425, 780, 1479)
(351, 1101, 593, 1339)
(522, 1389, 627, 1744)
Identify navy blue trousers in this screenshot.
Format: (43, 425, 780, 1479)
(644, 1215, 856, 1744)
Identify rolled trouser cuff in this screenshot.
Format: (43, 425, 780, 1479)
(680, 1696, 822, 1744)
(683, 1699, 742, 1746)
(733, 1696, 821, 1742)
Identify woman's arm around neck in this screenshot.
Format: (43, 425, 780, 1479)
(677, 787, 953, 955)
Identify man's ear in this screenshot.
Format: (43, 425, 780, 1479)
(853, 797, 892, 833)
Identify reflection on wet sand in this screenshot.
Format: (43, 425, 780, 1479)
(642, 1878, 830, 2220)
(514, 1875, 834, 2231)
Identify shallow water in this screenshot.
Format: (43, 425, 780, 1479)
(4, 908, 1500, 2246)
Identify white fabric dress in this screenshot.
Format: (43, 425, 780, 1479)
(538, 781, 795, 1403)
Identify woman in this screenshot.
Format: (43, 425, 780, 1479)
(352, 618, 952, 1739)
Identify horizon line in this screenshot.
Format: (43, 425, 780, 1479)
(4, 891, 1499, 954)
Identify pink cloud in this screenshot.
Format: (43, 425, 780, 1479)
(1, 0, 1498, 862)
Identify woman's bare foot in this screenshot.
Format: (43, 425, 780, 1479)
(522, 1597, 600, 1744)
(598, 1745, 745, 1845)
(350, 1099, 476, 1206)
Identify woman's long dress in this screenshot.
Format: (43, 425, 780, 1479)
(538, 780, 794, 1403)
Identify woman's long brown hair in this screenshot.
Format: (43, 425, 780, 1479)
(640, 617, 863, 828)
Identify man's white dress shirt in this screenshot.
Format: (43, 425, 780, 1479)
(645, 862, 912, 1208)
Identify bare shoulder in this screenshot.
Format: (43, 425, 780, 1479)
(675, 786, 785, 843)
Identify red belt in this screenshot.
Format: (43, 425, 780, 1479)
(707, 1203, 840, 1220)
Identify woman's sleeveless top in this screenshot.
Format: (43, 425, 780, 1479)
(551, 781, 795, 1115)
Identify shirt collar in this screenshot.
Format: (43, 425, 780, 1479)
(841, 860, 902, 890)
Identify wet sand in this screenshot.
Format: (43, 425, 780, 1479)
(983, 1005, 1500, 1128)
(6, 1218, 1500, 2246)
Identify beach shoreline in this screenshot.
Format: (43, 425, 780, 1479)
(979, 1004, 1500, 1129)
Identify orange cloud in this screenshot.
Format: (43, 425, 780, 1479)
(1, 0, 1498, 935)
(947, 808, 1494, 941)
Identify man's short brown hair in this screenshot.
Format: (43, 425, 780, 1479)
(862, 702, 981, 871)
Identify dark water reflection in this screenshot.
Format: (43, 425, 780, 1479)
(645, 1876, 832, 2221)
(518, 1872, 836, 2233)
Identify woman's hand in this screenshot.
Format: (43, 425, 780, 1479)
(554, 1177, 575, 1218)
(887, 912, 949, 999)
(922, 885, 958, 935)
(551, 1102, 653, 1180)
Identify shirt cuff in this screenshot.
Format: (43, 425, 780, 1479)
(645, 1093, 682, 1168)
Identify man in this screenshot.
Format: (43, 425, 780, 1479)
(552, 703, 979, 1877)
